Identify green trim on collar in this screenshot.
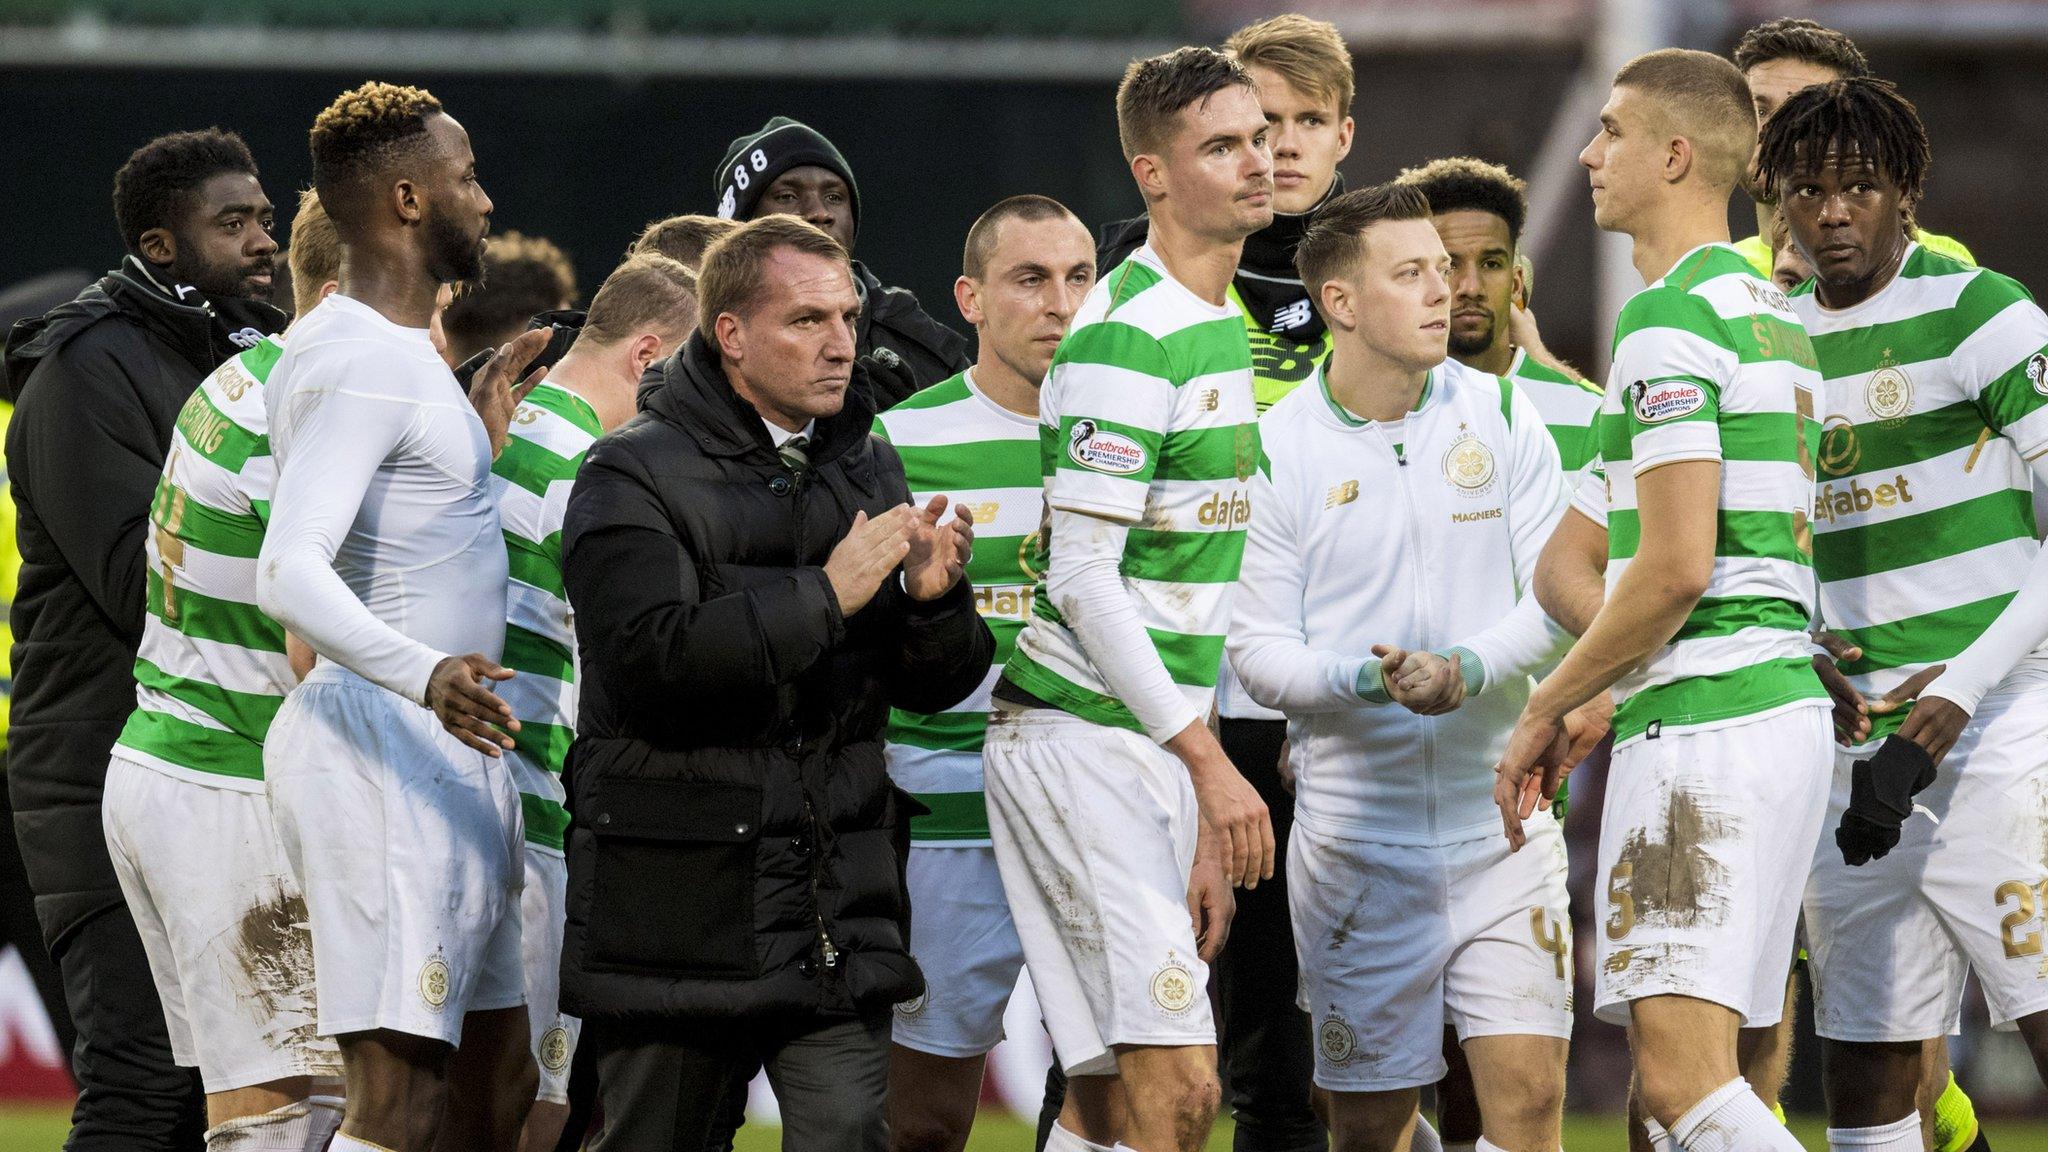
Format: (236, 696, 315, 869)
(1318, 365, 1434, 426)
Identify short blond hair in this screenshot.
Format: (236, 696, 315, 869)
(695, 215, 847, 334)
(285, 188, 341, 319)
(579, 254, 698, 347)
(1615, 48, 1758, 191)
(1225, 14, 1354, 115)
(628, 214, 742, 271)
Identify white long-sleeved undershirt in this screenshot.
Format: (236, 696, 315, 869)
(1043, 507, 1200, 742)
(256, 293, 508, 705)
(1921, 450, 2048, 713)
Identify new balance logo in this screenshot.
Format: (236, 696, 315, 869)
(1325, 480, 1358, 508)
(1199, 389, 1219, 411)
(1273, 299, 1315, 332)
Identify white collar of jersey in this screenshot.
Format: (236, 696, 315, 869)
(1314, 361, 1440, 429)
(961, 368, 1038, 428)
(1651, 240, 1744, 286)
(1806, 240, 1921, 319)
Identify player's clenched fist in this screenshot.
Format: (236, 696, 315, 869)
(427, 653, 520, 757)
(824, 504, 916, 616)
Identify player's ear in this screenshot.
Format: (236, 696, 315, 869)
(392, 176, 424, 224)
(954, 275, 983, 329)
(1664, 135, 1694, 185)
(1318, 278, 1354, 332)
(1131, 153, 1167, 204)
(632, 332, 665, 373)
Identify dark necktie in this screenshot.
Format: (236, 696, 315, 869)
(778, 433, 810, 473)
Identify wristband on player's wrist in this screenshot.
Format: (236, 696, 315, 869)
(1354, 660, 1390, 703)
(1433, 646, 1486, 697)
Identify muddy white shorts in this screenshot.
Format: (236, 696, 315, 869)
(522, 848, 580, 1103)
(892, 845, 1026, 1058)
(1594, 702, 1831, 1027)
(983, 704, 1212, 1077)
(1290, 815, 1573, 1092)
(265, 665, 527, 1047)
(1804, 687, 2048, 1041)
(104, 756, 343, 1093)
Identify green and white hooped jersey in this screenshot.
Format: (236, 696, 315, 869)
(1005, 244, 1260, 735)
(1600, 242, 1826, 745)
(1506, 346, 1603, 477)
(873, 371, 1040, 845)
(1794, 244, 2048, 738)
(490, 380, 601, 854)
(116, 335, 289, 790)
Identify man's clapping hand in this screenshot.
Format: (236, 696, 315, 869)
(823, 505, 918, 617)
(903, 495, 975, 602)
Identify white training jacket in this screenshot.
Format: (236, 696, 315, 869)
(1227, 358, 1571, 846)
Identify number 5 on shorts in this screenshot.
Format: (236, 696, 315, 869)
(1606, 862, 1635, 941)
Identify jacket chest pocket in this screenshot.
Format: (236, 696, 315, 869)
(582, 778, 762, 977)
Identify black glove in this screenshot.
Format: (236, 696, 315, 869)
(1835, 735, 1937, 866)
(856, 346, 920, 411)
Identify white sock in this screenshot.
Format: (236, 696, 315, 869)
(1475, 1136, 1513, 1152)
(1673, 1078, 1804, 1152)
(1828, 1112, 1923, 1152)
(328, 1133, 397, 1152)
(1045, 1121, 1115, 1152)
(206, 1099, 332, 1152)
(304, 1095, 345, 1152)
(1411, 1114, 1444, 1152)
(1647, 1117, 1684, 1152)
(1447, 1144, 1481, 1152)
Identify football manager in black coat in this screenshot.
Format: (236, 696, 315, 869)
(559, 214, 993, 1151)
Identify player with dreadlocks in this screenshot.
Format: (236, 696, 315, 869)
(1762, 76, 2048, 1151)
(1730, 17, 1975, 278)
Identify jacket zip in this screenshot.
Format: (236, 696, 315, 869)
(788, 465, 839, 970)
(801, 788, 839, 968)
(1390, 411, 1440, 839)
